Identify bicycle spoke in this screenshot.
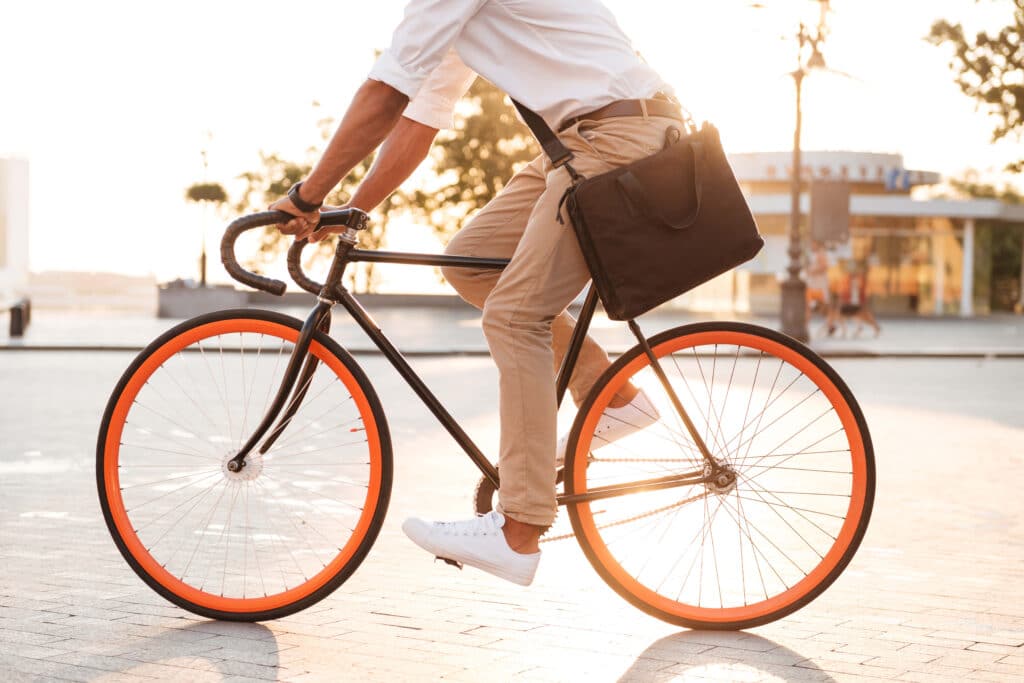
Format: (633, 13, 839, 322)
(742, 424, 846, 481)
(253, 478, 337, 571)
(129, 402, 222, 459)
(258, 471, 366, 514)
(266, 394, 357, 454)
(138, 475, 227, 550)
(120, 442, 219, 463)
(120, 467, 221, 490)
(733, 473, 834, 557)
(179, 478, 234, 585)
(128, 470, 223, 518)
(145, 370, 221, 440)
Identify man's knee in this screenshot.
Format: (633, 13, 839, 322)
(481, 299, 552, 344)
(441, 236, 486, 302)
(481, 299, 509, 341)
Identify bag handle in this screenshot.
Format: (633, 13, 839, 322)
(615, 141, 705, 230)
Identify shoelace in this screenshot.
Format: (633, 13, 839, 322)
(436, 511, 501, 537)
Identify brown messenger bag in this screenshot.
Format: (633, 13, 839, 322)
(512, 100, 764, 321)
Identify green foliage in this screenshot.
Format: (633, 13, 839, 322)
(947, 177, 1023, 310)
(230, 127, 396, 293)
(413, 78, 539, 239)
(196, 79, 539, 292)
(185, 182, 228, 204)
(927, 1, 1024, 172)
(947, 177, 1022, 204)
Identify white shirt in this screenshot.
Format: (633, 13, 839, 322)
(368, 0, 671, 131)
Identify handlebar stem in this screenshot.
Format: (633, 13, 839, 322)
(320, 236, 358, 302)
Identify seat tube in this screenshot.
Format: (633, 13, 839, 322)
(626, 319, 718, 466)
(555, 285, 600, 408)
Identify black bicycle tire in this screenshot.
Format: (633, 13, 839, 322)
(564, 321, 875, 630)
(96, 308, 393, 622)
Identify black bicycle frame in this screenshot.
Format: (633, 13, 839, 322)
(335, 248, 599, 490)
(227, 235, 724, 504)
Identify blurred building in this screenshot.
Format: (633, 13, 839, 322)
(0, 157, 30, 301)
(689, 151, 1024, 316)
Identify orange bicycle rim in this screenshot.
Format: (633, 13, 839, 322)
(101, 318, 383, 615)
(570, 329, 869, 625)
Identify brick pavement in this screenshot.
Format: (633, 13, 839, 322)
(1, 351, 1023, 682)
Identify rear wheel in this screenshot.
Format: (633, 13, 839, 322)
(565, 322, 874, 629)
(96, 309, 392, 621)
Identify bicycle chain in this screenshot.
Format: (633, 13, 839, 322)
(540, 490, 709, 544)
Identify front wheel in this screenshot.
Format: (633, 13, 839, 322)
(564, 322, 874, 630)
(96, 309, 392, 621)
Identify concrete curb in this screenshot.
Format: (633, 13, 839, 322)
(2, 343, 1023, 359)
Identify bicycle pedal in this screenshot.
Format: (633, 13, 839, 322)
(435, 556, 463, 570)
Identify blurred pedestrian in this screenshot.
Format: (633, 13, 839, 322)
(835, 265, 881, 338)
(805, 241, 833, 334)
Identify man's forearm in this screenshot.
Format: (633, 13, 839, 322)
(348, 116, 438, 211)
(300, 79, 410, 203)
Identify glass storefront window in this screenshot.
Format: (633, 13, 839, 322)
(846, 226, 963, 315)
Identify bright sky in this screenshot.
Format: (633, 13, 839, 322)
(1, 0, 1020, 284)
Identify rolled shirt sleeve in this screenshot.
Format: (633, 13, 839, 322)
(368, 0, 485, 99)
(401, 50, 477, 130)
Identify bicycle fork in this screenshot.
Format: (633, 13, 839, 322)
(625, 320, 735, 489)
(226, 301, 333, 473)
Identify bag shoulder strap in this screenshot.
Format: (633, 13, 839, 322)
(510, 99, 576, 170)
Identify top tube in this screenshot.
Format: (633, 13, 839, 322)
(221, 210, 509, 298)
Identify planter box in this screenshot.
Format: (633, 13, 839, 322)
(157, 284, 247, 319)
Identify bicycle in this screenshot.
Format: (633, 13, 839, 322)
(97, 209, 875, 630)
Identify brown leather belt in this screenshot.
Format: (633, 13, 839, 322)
(559, 95, 683, 133)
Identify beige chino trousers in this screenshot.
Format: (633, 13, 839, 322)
(442, 114, 679, 527)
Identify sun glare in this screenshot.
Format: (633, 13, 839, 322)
(0, 0, 1017, 281)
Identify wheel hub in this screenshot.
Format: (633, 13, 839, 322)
(706, 466, 737, 495)
(222, 452, 263, 482)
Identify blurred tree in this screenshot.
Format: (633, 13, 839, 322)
(946, 176, 1023, 311)
(231, 107, 403, 293)
(185, 181, 228, 286)
(928, 1, 1024, 172)
(414, 78, 539, 241)
(209, 80, 539, 292)
(185, 182, 228, 203)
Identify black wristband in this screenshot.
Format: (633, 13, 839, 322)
(287, 182, 323, 213)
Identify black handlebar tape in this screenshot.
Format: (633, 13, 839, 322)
(220, 212, 291, 296)
(287, 239, 323, 296)
(220, 209, 361, 296)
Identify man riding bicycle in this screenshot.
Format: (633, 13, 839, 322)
(270, 0, 683, 586)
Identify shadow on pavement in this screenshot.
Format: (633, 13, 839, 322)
(619, 630, 836, 682)
(109, 620, 280, 679)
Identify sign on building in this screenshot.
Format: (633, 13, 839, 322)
(810, 181, 850, 245)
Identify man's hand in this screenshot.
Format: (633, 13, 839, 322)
(268, 195, 321, 241)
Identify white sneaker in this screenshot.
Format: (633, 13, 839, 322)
(402, 511, 540, 586)
(556, 389, 660, 466)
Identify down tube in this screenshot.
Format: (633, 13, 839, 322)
(336, 289, 500, 488)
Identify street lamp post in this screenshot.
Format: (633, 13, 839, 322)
(780, 18, 828, 343)
(199, 147, 209, 288)
(781, 64, 808, 341)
